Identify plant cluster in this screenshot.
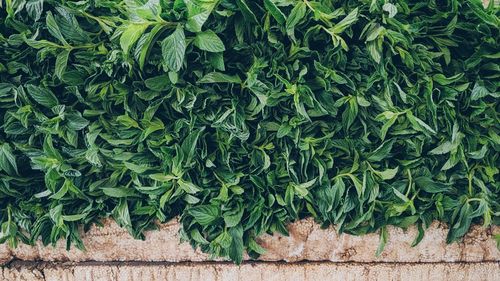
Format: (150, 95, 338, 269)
(0, 0, 498, 263)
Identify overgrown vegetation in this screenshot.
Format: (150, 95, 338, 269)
(0, 0, 499, 263)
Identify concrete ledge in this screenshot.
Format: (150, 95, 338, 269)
(1, 218, 498, 264)
(2, 261, 499, 281)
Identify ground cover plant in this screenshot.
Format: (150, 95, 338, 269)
(0, 0, 499, 264)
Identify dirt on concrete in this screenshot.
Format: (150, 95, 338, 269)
(2, 261, 499, 281)
(1, 218, 498, 265)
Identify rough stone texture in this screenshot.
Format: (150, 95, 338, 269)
(6, 219, 209, 265)
(1, 262, 499, 281)
(1, 218, 498, 265)
(258, 219, 500, 262)
(0, 243, 11, 265)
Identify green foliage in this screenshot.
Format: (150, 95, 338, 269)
(0, 0, 499, 263)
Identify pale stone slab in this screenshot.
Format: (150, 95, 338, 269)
(2, 262, 499, 281)
(1, 218, 498, 264)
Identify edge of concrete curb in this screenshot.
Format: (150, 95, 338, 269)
(1, 218, 498, 265)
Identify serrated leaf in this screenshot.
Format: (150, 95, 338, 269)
(46, 11, 68, 45)
(194, 30, 225, 52)
(26, 84, 58, 108)
(188, 205, 219, 226)
(161, 25, 186, 72)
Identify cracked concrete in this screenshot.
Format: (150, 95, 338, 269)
(1, 218, 498, 265)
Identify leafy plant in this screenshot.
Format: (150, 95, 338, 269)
(0, 0, 498, 263)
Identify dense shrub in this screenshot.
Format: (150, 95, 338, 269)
(0, 0, 498, 263)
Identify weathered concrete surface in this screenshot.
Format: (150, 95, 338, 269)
(1, 218, 498, 265)
(2, 262, 499, 281)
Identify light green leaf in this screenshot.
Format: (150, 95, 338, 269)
(331, 8, 359, 34)
(432, 73, 463, 86)
(429, 141, 452, 155)
(55, 49, 70, 79)
(178, 179, 201, 194)
(120, 23, 149, 56)
(194, 30, 225, 52)
(382, 3, 397, 18)
(184, 0, 218, 32)
(198, 72, 242, 84)
(102, 187, 137, 198)
(161, 25, 186, 72)
(406, 111, 436, 135)
(375, 167, 399, 180)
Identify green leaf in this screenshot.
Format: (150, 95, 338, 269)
(342, 97, 358, 130)
(150, 173, 177, 182)
(120, 23, 149, 56)
(223, 208, 244, 227)
(432, 73, 463, 86)
(145, 74, 170, 91)
(286, 2, 306, 39)
(55, 49, 70, 79)
(178, 179, 201, 194)
(161, 25, 186, 72)
(228, 225, 244, 264)
(188, 205, 220, 226)
(26, 84, 58, 108)
(235, 0, 258, 24)
(198, 72, 242, 83)
(375, 226, 388, 256)
(116, 115, 140, 128)
(66, 112, 89, 130)
(415, 177, 451, 193)
(264, 0, 286, 24)
(62, 213, 87, 222)
(46, 11, 68, 45)
(368, 140, 395, 162)
(139, 24, 168, 70)
(26, 0, 44, 22)
(429, 141, 452, 155)
(382, 3, 397, 18)
(331, 8, 359, 34)
(470, 82, 491, 101)
(194, 30, 225, 52)
(375, 167, 398, 180)
(184, 0, 218, 32)
(112, 199, 132, 231)
(102, 187, 137, 198)
(0, 144, 18, 175)
(406, 111, 436, 135)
